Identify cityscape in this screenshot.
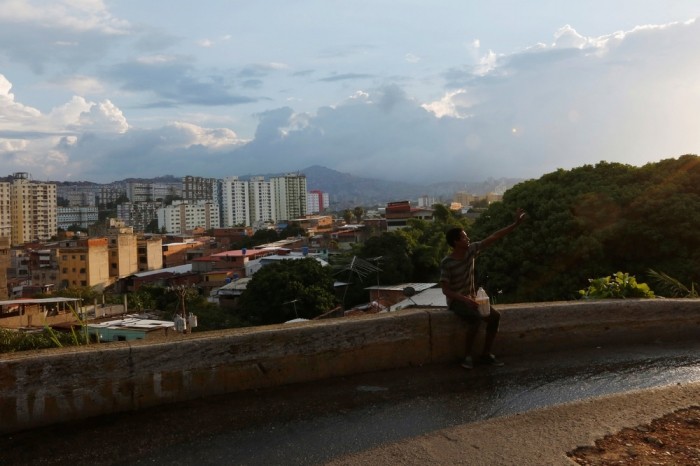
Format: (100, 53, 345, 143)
(0, 168, 502, 338)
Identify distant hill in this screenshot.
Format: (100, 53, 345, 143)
(49, 167, 524, 210)
(300, 165, 524, 209)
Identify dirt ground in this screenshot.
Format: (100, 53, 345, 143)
(568, 406, 700, 465)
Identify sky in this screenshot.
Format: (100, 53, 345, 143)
(1, 1, 700, 185)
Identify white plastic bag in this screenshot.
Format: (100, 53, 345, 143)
(475, 287, 490, 317)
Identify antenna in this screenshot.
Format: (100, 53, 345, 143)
(402, 286, 418, 306)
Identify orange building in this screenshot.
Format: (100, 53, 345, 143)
(57, 238, 110, 289)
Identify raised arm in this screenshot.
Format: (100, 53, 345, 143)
(480, 208, 527, 249)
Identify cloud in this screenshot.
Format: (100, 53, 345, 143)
(1, 19, 700, 186)
(0, 74, 42, 126)
(319, 73, 374, 82)
(0, 0, 132, 73)
(106, 57, 258, 107)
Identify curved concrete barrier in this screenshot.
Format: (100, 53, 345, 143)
(1, 299, 699, 434)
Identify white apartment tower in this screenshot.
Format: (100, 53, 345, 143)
(219, 177, 250, 227)
(271, 174, 307, 222)
(157, 200, 220, 234)
(1, 173, 58, 246)
(248, 176, 276, 225)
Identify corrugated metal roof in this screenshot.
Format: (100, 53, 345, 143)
(364, 283, 437, 292)
(0, 297, 80, 306)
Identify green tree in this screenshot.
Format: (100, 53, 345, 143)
(353, 206, 364, 223)
(237, 258, 337, 326)
(472, 155, 700, 302)
(342, 209, 354, 224)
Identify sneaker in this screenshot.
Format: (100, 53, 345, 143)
(460, 357, 474, 370)
(479, 354, 504, 367)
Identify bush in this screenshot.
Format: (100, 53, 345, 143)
(579, 272, 655, 299)
(0, 328, 87, 353)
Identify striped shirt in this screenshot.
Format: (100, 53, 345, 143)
(439, 241, 482, 306)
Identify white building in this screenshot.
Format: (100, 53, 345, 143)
(218, 177, 251, 227)
(157, 200, 220, 234)
(57, 206, 99, 230)
(248, 176, 276, 225)
(271, 174, 307, 222)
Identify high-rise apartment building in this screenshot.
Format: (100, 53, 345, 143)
(271, 174, 307, 222)
(97, 184, 127, 206)
(116, 201, 161, 232)
(218, 177, 251, 227)
(57, 206, 99, 231)
(0, 172, 58, 246)
(182, 176, 216, 202)
(248, 176, 276, 226)
(127, 181, 181, 203)
(56, 184, 97, 206)
(307, 190, 330, 214)
(157, 200, 220, 234)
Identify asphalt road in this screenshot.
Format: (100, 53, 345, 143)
(2, 340, 699, 465)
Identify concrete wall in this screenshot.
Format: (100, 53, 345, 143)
(1, 299, 699, 434)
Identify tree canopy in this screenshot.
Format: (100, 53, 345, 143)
(471, 155, 700, 302)
(237, 258, 337, 326)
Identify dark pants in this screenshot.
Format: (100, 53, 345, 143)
(448, 300, 500, 334)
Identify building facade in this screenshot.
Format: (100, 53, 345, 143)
(127, 181, 181, 203)
(107, 225, 139, 279)
(157, 200, 220, 234)
(248, 176, 276, 226)
(57, 206, 99, 231)
(307, 190, 330, 214)
(1, 172, 58, 246)
(137, 237, 163, 272)
(56, 184, 98, 207)
(116, 201, 161, 232)
(218, 177, 250, 227)
(182, 176, 216, 202)
(271, 174, 307, 222)
(57, 237, 110, 289)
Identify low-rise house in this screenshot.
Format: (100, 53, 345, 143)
(385, 200, 433, 231)
(86, 315, 175, 342)
(364, 283, 437, 308)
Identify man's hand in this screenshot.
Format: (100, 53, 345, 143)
(514, 208, 527, 225)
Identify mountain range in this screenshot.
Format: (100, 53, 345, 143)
(49, 166, 524, 210)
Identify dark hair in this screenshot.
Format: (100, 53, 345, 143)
(445, 227, 464, 247)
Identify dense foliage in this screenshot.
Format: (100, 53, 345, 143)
(472, 155, 700, 302)
(237, 258, 337, 326)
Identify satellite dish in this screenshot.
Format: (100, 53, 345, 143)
(403, 286, 416, 297)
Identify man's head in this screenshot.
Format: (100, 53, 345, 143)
(446, 227, 469, 248)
